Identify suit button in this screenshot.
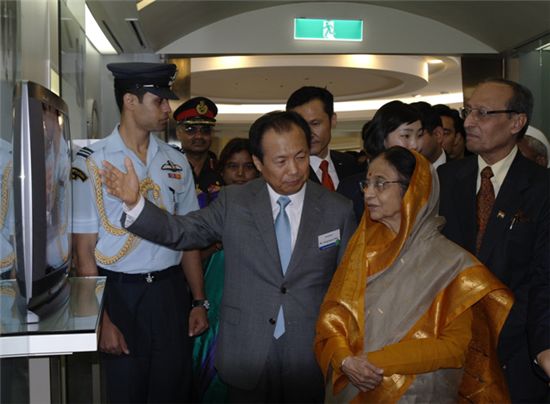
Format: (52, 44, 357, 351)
(269, 318, 276, 325)
(281, 286, 287, 294)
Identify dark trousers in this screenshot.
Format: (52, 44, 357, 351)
(100, 267, 191, 403)
(227, 333, 324, 403)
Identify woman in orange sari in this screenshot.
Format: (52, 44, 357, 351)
(315, 147, 513, 403)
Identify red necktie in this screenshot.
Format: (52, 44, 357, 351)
(319, 160, 335, 191)
(476, 166, 495, 253)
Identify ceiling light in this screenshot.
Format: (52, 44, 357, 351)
(217, 93, 464, 116)
(536, 42, 550, 51)
(428, 59, 444, 64)
(137, 0, 156, 11)
(85, 5, 117, 54)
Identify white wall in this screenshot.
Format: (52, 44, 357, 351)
(20, 0, 56, 87)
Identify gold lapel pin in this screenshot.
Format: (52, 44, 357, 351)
(497, 210, 506, 219)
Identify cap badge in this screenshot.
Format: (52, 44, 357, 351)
(196, 101, 209, 115)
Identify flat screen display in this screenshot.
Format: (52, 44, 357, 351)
(12, 81, 72, 320)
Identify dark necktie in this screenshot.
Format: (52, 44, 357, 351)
(319, 160, 335, 191)
(476, 166, 495, 253)
(274, 196, 291, 339)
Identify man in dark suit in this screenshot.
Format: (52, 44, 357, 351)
(102, 111, 357, 403)
(438, 78, 549, 402)
(286, 86, 361, 190)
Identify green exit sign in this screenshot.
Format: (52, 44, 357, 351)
(294, 18, 363, 41)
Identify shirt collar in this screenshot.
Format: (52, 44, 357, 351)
(478, 146, 518, 188)
(432, 150, 447, 169)
(266, 182, 307, 210)
(310, 150, 333, 169)
(107, 125, 159, 165)
(105, 126, 127, 153)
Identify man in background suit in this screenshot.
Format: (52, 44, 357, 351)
(438, 78, 549, 402)
(101, 111, 357, 403)
(286, 86, 361, 190)
(410, 101, 446, 169)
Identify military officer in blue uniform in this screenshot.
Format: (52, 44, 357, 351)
(174, 97, 222, 208)
(72, 62, 208, 403)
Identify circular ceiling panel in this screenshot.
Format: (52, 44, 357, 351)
(189, 55, 429, 104)
(191, 66, 427, 103)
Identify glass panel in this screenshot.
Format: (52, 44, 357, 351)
(0, 2, 28, 402)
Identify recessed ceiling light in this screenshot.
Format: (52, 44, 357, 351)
(428, 59, 444, 64)
(85, 5, 117, 54)
(137, 0, 156, 11)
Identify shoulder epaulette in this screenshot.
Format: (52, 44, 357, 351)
(169, 144, 184, 154)
(76, 146, 94, 159)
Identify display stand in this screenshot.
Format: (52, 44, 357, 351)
(0, 276, 105, 403)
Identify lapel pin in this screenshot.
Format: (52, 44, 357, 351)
(497, 210, 506, 219)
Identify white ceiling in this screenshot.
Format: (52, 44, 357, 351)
(88, 1, 550, 54)
(86, 0, 550, 142)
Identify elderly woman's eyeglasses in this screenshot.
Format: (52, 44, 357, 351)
(359, 178, 404, 193)
(459, 107, 519, 120)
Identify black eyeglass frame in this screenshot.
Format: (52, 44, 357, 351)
(459, 107, 520, 120)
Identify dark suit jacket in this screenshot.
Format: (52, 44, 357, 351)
(309, 150, 362, 184)
(126, 178, 356, 390)
(438, 152, 549, 401)
(336, 171, 366, 223)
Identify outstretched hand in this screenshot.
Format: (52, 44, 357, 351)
(101, 157, 140, 208)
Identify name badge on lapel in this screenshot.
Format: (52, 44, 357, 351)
(318, 229, 341, 250)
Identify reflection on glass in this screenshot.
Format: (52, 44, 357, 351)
(42, 103, 71, 272)
(0, 138, 14, 279)
(1, 277, 105, 336)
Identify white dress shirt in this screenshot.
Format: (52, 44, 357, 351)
(310, 152, 340, 189)
(477, 146, 518, 197)
(124, 196, 145, 226)
(266, 183, 306, 251)
(432, 150, 447, 170)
